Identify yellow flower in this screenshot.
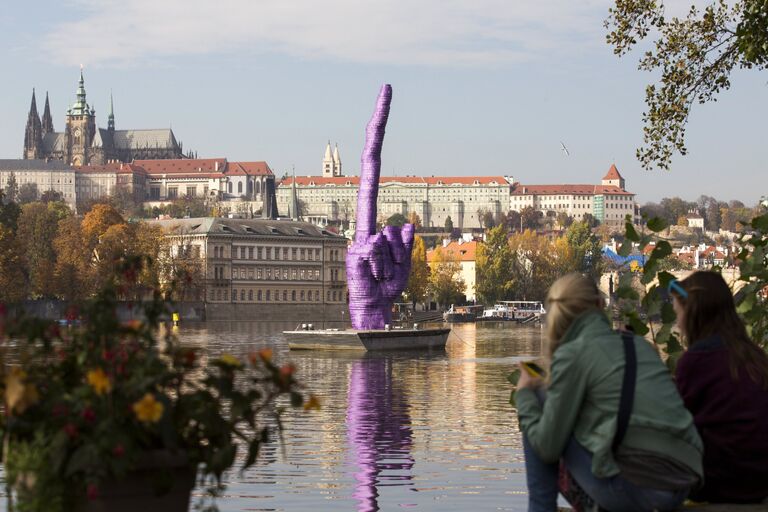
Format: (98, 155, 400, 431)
(87, 368, 112, 395)
(5, 368, 39, 414)
(132, 393, 164, 423)
(218, 353, 242, 368)
(303, 394, 321, 411)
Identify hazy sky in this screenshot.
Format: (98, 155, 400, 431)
(1, 1, 765, 204)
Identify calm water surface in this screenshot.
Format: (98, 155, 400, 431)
(185, 321, 543, 511)
(0, 321, 542, 511)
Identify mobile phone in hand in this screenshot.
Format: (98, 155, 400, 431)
(522, 361, 546, 378)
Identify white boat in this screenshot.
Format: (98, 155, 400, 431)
(479, 301, 546, 323)
(479, 303, 515, 321)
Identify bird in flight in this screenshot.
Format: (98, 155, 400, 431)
(560, 141, 570, 157)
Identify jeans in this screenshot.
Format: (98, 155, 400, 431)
(523, 435, 689, 512)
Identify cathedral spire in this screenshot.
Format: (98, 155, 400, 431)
(70, 66, 92, 116)
(333, 143, 342, 176)
(108, 91, 115, 131)
(41, 91, 54, 134)
(23, 89, 43, 159)
(322, 141, 334, 177)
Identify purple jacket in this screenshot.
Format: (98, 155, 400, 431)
(675, 335, 768, 503)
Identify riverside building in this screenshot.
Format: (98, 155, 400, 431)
(152, 217, 348, 320)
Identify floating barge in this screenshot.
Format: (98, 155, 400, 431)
(286, 327, 450, 351)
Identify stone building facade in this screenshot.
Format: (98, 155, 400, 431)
(23, 71, 186, 166)
(152, 218, 348, 313)
(0, 159, 77, 208)
(277, 175, 514, 230)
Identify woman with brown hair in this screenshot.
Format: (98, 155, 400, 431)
(517, 273, 702, 511)
(670, 271, 768, 503)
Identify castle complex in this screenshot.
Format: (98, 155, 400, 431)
(277, 150, 638, 229)
(23, 70, 186, 166)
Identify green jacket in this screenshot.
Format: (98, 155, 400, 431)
(516, 311, 703, 479)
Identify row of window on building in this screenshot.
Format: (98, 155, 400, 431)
(210, 288, 345, 303)
(227, 267, 323, 281)
(212, 245, 327, 262)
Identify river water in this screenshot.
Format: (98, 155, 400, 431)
(184, 320, 543, 511)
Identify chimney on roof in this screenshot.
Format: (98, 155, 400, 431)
(442, 239, 450, 248)
(215, 161, 219, 172)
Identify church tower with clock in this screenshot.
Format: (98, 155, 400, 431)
(65, 69, 96, 166)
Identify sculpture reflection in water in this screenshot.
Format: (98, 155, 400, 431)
(346, 356, 414, 511)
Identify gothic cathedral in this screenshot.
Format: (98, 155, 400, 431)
(23, 70, 188, 165)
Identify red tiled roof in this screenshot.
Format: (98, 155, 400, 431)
(602, 164, 623, 181)
(510, 183, 633, 196)
(75, 163, 148, 175)
(426, 240, 478, 263)
(279, 176, 509, 186)
(227, 162, 273, 176)
(134, 158, 228, 175)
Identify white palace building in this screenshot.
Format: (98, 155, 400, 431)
(276, 148, 638, 229)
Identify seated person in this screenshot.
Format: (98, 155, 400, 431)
(516, 273, 702, 512)
(671, 271, 768, 504)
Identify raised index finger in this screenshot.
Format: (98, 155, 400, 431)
(355, 84, 392, 241)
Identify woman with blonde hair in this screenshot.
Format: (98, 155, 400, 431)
(517, 273, 702, 512)
(670, 271, 768, 503)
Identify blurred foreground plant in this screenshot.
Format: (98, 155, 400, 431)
(0, 255, 317, 511)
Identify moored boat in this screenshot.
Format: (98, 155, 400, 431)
(443, 304, 484, 323)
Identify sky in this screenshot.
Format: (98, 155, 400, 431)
(1, 0, 765, 205)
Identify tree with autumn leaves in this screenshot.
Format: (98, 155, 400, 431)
(0, 200, 171, 303)
(427, 246, 466, 308)
(404, 235, 430, 307)
(476, 222, 604, 302)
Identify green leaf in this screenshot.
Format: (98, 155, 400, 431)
(650, 241, 672, 260)
(618, 240, 633, 257)
(666, 334, 683, 355)
(243, 439, 261, 471)
(647, 217, 668, 233)
(657, 271, 676, 289)
(290, 392, 304, 408)
(661, 301, 676, 324)
(625, 222, 640, 242)
(507, 369, 520, 408)
(617, 286, 640, 300)
(751, 213, 768, 232)
(65, 444, 99, 476)
(627, 315, 650, 336)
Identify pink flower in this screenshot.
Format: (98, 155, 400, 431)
(64, 423, 78, 439)
(82, 407, 96, 423)
(86, 484, 98, 500)
(280, 364, 295, 378)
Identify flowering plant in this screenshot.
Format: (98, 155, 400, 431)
(0, 256, 316, 511)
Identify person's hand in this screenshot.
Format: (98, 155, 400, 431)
(517, 362, 544, 390)
(346, 85, 415, 330)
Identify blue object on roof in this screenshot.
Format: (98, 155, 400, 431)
(601, 248, 647, 267)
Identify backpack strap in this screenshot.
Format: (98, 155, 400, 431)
(613, 330, 637, 452)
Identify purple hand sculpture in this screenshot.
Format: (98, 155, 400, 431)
(346, 84, 415, 330)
